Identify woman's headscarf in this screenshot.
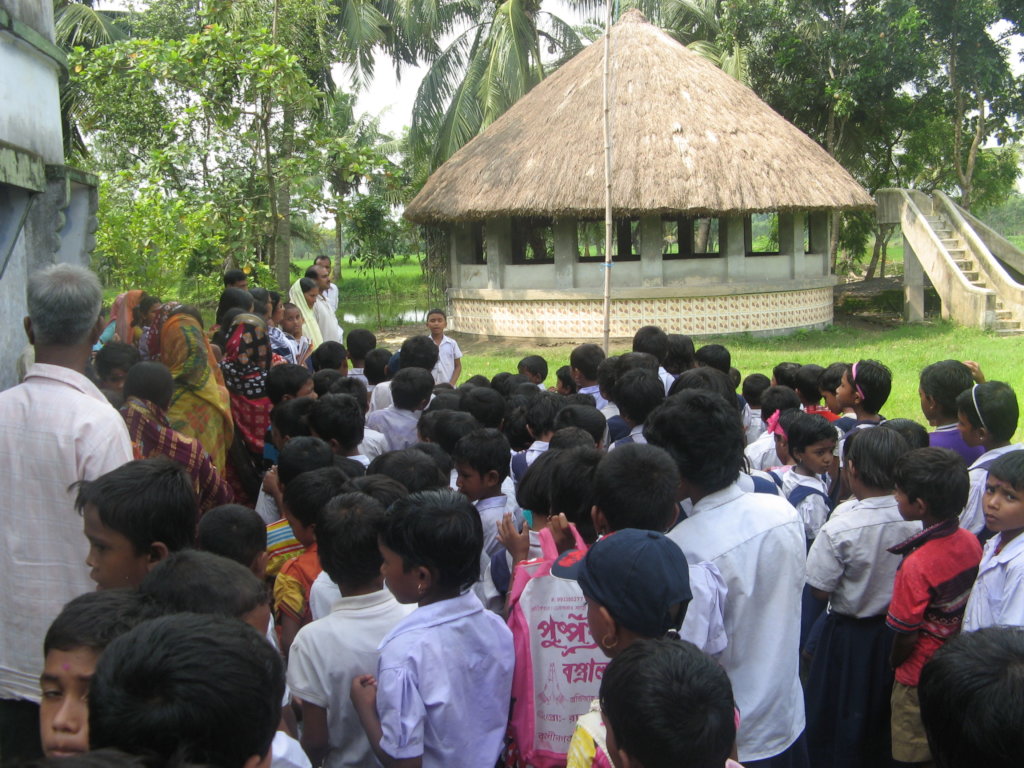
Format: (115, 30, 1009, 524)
(288, 278, 323, 349)
(221, 314, 271, 399)
(112, 290, 144, 342)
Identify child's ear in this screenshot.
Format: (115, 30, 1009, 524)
(591, 506, 610, 536)
(23, 316, 34, 344)
(484, 469, 501, 487)
(846, 458, 859, 483)
(252, 550, 270, 579)
(147, 542, 170, 567)
(242, 750, 272, 768)
(281, 393, 295, 402)
(416, 565, 433, 596)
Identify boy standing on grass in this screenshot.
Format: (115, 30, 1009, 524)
(427, 309, 462, 386)
(889, 448, 982, 766)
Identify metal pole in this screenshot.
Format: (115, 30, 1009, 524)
(601, 0, 614, 353)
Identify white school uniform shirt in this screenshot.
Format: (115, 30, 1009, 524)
(962, 444, 1024, 533)
(805, 495, 920, 618)
(681, 561, 729, 656)
(745, 408, 765, 445)
(608, 423, 646, 451)
(309, 571, 341, 621)
(365, 406, 421, 452)
(359, 427, 389, 460)
(476, 495, 509, 558)
(348, 368, 368, 386)
(255, 487, 280, 525)
(658, 366, 676, 395)
(375, 590, 514, 767)
(599, 401, 620, 420)
(369, 379, 393, 412)
(744, 430, 779, 471)
(963, 532, 1024, 631)
(272, 732, 312, 768)
(781, 470, 830, 541)
(430, 334, 463, 385)
(667, 482, 806, 763)
(288, 590, 413, 768)
(578, 384, 608, 410)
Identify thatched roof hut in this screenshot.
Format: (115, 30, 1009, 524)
(405, 8, 873, 225)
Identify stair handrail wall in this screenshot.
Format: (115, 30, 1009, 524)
(958, 207, 1024, 277)
(889, 189, 996, 327)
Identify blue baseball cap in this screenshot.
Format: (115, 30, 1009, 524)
(552, 529, 691, 638)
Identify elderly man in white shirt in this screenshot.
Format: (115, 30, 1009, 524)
(314, 255, 339, 313)
(0, 264, 133, 758)
(305, 264, 343, 343)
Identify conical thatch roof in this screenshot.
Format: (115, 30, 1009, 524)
(405, 10, 874, 224)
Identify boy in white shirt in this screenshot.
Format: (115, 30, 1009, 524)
(452, 428, 512, 558)
(366, 368, 432, 452)
(287, 493, 412, 768)
(427, 309, 462, 386)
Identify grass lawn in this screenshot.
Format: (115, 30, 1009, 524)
(457, 320, 1024, 441)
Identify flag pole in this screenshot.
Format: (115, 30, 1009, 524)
(601, 0, 614, 354)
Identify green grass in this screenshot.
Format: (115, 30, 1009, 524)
(292, 257, 424, 298)
(458, 321, 1024, 441)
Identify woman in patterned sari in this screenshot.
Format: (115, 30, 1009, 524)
(150, 304, 234, 476)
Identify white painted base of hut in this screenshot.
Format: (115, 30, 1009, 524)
(448, 280, 834, 339)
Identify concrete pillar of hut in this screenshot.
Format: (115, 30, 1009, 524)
(778, 212, 805, 279)
(721, 216, 746, 279)
(640, 216, 663, 286)
(553, 218, 577, 289)
(485, 217, 511, 289)
(449, 223, 473, 280)
(808, 211, 830, 275)
(903, 236, 925, 322)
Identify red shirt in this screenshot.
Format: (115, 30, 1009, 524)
(886, 519, 982, 686)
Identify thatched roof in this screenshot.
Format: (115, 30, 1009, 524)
(404, 10, 874, 224)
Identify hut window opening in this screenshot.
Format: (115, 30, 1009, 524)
(511, 217, 554, 264)
(576, 219, 641, 262)
(472, 222, 486, 264)
(692, 218, 721, 257)
(746, 213, 780, 256)
(663, 216, 720, 259)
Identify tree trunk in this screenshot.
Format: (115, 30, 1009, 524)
(864, 231, 883, 280)
(273, 107, 294, 291)
(695, 218, 711, 252)
(334, 205, 344, 284)
(829, 211, 841, 273)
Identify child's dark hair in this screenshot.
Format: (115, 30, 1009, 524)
(346, 328, 377, 362)
(391, 367, 435, 410)
(818, 362, 851, 395)
(597, 356, 620, 403)
(555, 365, 576, 393)
(139, 550, 268, 620)
(549, 448, 601, 544)
(364, 348, 393, 385)
(616, 368, 665, 425)
(215, 288, 253, 327)
(398, 335, 440, 371)
(878, 418, 930, 450)
(367, 448, 448, 492)
(632, 325, 668, 363)
(271, 397, 314, 441)
(223, 268, 246, 287)
(594, 444, 680, 532)
(956, 381, 1019, 442)
(988, 450, 1024, 491)
(426, 307, 446, 320)
(197, 505, 266, 569)
(786, 412, 836, 456)
(550, 426, 596, 450)
(760, 385, 802, 421)
(668, 367, 736, 406)
(95, 342, 140, 381)
(329, 376, 370, 412)
(134, 294, 163, 327)
(382, 489, 482, 593)
(309, 393, 364, 453)
(553, 404, 606, 446)
(342, 475, 409, 508)
(600, 638, 736, 768)
(460, 386, 505, 429)
(645, 391, 744, 492)
(893, 447, 969, 520)
(248, 287, 270, 320)
(75, 458, 196, 554)
(742, 373, 771, 407)
(795, 364, 825, 405)
(920, 360, 975, 420)
(518, 354, 548, 382)
(526, 391, 563, 437)
(122, 362, 173, 411)
(317, 492, 388, 588)
(844, 427, 909, 490)
(89, 614, 283, 768)
(570, 343, 605, 381)
(282, 466, 350, 529)
(410, 442, 453, 476)
(849, 359, 892, 414)
(694, 343, 730, 373)
(516, 449, 560, 517)
(311, 341, 347, 372)
(266, 363, 312, 405)
(728, 367, 741, 390)
(431, 410, 482, 455)
(663, 334, 695, 375)
(277, 435, 334, 486)
(44, 590, 149, 656)
(461, 374, 490, 389)
(452, 428, 511, 483)
(772, 361, 801, 389)
(313, 369, 344, 397)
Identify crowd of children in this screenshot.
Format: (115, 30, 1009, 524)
(5, 264, 1024, 768)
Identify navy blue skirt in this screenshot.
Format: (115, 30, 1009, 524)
(804, 612, 896, 768)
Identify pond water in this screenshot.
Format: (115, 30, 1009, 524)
(338, 295, 431, 329)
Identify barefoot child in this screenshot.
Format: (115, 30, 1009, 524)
(426, 309, 462, 386)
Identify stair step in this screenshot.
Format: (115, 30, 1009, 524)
(963, 271, 979, 281)
(995, 328, 1024, 336)
(941, 238, 960, 247)
(954, 260, 973, 270)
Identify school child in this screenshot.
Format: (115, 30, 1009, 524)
(570, 343, 607, 409)
(631, 325, 675, 394)
(609, 368, 664, 449)
(510, 392, 562, 483)
(452, 428, 513, 558)
(742, 373, 770, 445)
(285, 493, 413, 768)
(366, 367, 434, 451)
(646, 390, 807, 765)
(311, 341, 349, 376)
(694, 344, 731, 374)
(346, 329, 377, 386)
(744, 385, 801, 470)
(275, 467, 351, 656)
(308, 393, 368, 466)
(599, 638, 740, 768)
(94, 341, 140, 407)
(425, 309, 462, 386)
(263, 363, 316, 469)
(38, 590, 148, 758)
(836, 359, 890, 429)
(76, 458, 197, 590)
(553, 404, 607, 450)
(517, 354, 548, 389)
(780, 412, 837, 543)
(313, 369, 345, 397)
(889, 447, 983, 766)
(197, 504, 269, 579)
(88, 614, 284, 768)
(363, 347, 393, 398)
(879, 418, 930, 450)
(277, 302, 312, 367)
(793, 364, 835, 422)
(962, 451, 1024, 630)
(771, 361, 801, 389)
(460, 385, 506, 429)
(818, 362, 857, 433)
(919, 359, 984, 465)
(804, 428, 920, 767)
(257, 397, 316, 525)
(918, 627, 1024, 768)
(350, 489, 514, 767)
(956, 381, 1022, 533)
(367, 448, 450, 493)
(554, 364, 577, 395)
(328, 377, 389, 460)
